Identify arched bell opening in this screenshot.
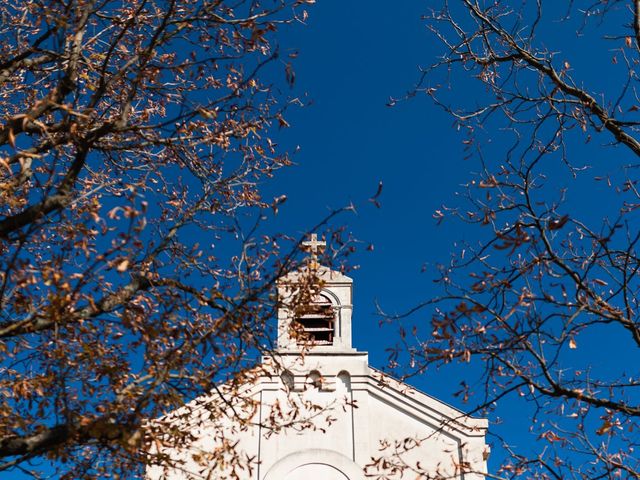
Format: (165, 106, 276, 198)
(295, 293, 335, 346)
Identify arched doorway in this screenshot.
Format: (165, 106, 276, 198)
(284, 463, 349, 480)
(263, 449, 364, 480)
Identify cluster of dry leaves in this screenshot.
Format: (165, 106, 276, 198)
(0, 0, 318, 477)
(381, 1, 640, 479)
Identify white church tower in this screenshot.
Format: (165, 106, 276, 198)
(147, 235, 489, 480)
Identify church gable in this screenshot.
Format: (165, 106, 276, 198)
(147, 235, 488, 480)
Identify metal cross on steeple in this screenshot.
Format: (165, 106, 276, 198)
(301, 233, 326, 264)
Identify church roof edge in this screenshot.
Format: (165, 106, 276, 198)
(277, 266, 352, 284)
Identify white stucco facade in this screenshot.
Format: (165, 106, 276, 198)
(147, 266, 488, 480)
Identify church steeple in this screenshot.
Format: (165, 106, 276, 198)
(276, 234, 356, 353)
(149, 233, 489, 480)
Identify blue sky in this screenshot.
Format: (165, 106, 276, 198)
(254, 0, 640, 473)
(12, 2, 640, 478)
(265, 2, 465, 353)
(265, 3, 479, 391)
(9, 0, 639, 477)
(260, 0, 519, 464)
